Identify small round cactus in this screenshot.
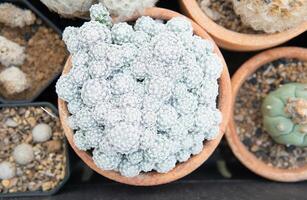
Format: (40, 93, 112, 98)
(32, 123, 52, 142)
(0, 66, 30, 95)
(262, 83, 307, 146)
(232, 0, 307, 33)
(0, 36, 26, 67)
(0, 3, 36, 28)
(13, 143, 34, 165)
(0, 162, 16, 180)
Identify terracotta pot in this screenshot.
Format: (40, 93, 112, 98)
(58, 7, 232, 186)
(227, 47, 307, 182)
(179, 0, 307, 52)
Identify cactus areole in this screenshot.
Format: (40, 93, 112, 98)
(262, 83, 307, 147)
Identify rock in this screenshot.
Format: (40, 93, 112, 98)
(1, 178, 18, 188)
(42, 181, 53, 191)
(0, 162, 16, 180)
(28, 181, 41, 191)
(32, 123, 52, 142)
(5, 118, 18, 127)
(43, 140, 62, 152)
(13, 143, 34, 165)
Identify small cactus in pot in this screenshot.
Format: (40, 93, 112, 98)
(262, 83, 307, 146)
(232, 0, 307, 33)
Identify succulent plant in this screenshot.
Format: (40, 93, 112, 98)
(0, 36, 26, 67)
(0, 162, 16, 180)
(40, 0, 158, 18)
(0, 3, 36, 28)
(0, 66, 30, 95)
(32, 123, 52, 142)
(13, 143, 34, 165)
(232, 0, 307, 33)
(56, 4, 223, 177)
(262, 83, 307, 146)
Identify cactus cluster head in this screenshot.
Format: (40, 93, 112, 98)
(40, 0, 158, 19)
(0, 66, 30, 95)
(56, 4, 223, 177)
(0, 3, 36, 28)
(262, 83, 307, 146)
(232, 0, 307, 33)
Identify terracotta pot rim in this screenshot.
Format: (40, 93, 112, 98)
(58, 7, 232, 186)
(227, 47, 307, 182)
(179, 0, 307, 51)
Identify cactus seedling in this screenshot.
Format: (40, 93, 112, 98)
(262, 83, 307, 146)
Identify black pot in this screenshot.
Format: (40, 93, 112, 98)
(0, 102, 70, 197)
(0, 0, 64, 104)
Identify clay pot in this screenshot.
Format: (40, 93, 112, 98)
(227, 47, 307, 182)
(179, 0, 307, 52)
(58, 7, 232, 186)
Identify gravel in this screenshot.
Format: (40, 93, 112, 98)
(0, 106, 67, 193)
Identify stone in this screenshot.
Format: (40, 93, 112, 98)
(43, 140, 62, 153)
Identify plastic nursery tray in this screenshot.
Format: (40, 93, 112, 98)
(0, 102, 71, 198)
(0, 0, 63, 104)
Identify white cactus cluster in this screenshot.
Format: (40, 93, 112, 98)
(0, 3, 36, 28)
(56, 4, 223, 177)
(232, 0, 307, 33)
(40, 0, 158, 18)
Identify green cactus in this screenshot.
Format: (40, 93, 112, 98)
(262, 83, 307, 147)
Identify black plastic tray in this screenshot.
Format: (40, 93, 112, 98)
(0, 102, 71, 197)
(0, 0, 63, 104)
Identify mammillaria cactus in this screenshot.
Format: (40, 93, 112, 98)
(40, 0, 158, 18)
(32, 123, 52, 142)
(13, 144, 34, 165)
(0, 36, 26, 67)
(232, 0, 307, 33)
(56, 4, 223, 177)
(262, 83, 307, 146)
(0, 66, 30, 95)
(0, 162, 16, 180)
(0, 3, 36, 28)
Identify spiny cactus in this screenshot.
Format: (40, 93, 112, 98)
(232, 0, 307, 33)
(40, 0, 158, 19)
(0, 36, 26, 67)
(262, 83, 307, 146)
(0, 3, 36, 28)
(0, 66, 30, 95)
(56, 4, 223, 177)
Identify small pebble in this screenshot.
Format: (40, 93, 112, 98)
(5, 118, 18, 127)
(13, 143, 34, 165)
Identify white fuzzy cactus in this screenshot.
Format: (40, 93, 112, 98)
(56, 4, 223, 177)
(0, 3, 36, 28)
(0, 66, 30, 95)
(0, 36, 26, 67)
(232, 0, 307, 33)
(40, 0, 158, 19)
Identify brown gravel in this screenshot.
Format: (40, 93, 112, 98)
(235, 59, 307, 169)
(0, 106, 67, 193)
(0, 11, 68, 101)
(197, 0, 263, 34)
